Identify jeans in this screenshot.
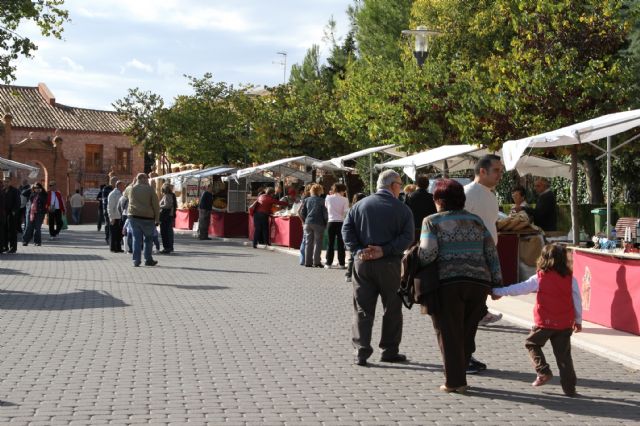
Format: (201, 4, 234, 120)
(299, 234, 306, 265)
(23, 213, 45, 245)
(129, 217, 155, 264)
(253, 212, 269, 247)
(304, 223, 325, 266)
(71, 207, 82, 224)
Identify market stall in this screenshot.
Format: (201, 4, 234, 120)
(572, 247, 640, 335)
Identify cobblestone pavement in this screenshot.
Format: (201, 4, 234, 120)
(0, 225, 638, 425)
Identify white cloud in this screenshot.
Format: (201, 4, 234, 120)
(156, 60, 177, 79)
(120, 59, 154, 75)
(61, 56, 84, 72)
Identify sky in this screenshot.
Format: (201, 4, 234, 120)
(12, 0, 353, 111)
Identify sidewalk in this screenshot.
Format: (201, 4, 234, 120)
(201, 231, 640, 372)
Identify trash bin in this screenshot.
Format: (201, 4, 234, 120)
(591, 208, 608, 234)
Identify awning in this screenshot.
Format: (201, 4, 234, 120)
(0, 156, 40, 178)
(318, 144, 404, 169)
(235, 156, 348, 181)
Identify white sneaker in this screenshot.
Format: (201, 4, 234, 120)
(479, 311, 503, 326)
(324, 264, 332, 269)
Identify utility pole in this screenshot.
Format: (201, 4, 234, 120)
(275, 51, 287, 85)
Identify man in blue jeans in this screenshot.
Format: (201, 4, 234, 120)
(127, 173, 159, 267)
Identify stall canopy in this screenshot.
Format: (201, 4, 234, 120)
(377, 144, 571, 180)
(0, 156, 40, 178)
(153, 165, 224, 181)
(502, 109, 640, 241)
(235, 156, 349, 182)
(319, 144, 405, 169)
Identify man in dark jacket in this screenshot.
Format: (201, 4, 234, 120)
(198, 184, 213, 240)
(342, 170, 415, 367)
(404, 174, 436, 242)
(3, 175, 21, 253)
(517, 178, 558, 231)
(102, 177, 117, 243)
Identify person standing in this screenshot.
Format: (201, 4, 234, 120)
(0, 179, 5, 252)
(46, 180, 65, 240)
(127, 173, 159, 267)
(324, 183, 349, 269)
(517, 178, 558, 231)
(23, 183, 47, 246)
(299, 184, 328, 267)
(463, 154, 504, 372)
(102, 177, 116, 244)
(198, 184, 213, 240)
(107, 181, 125, 253)
(69, 189, 85, 225)
(3, 175, 21, 253)
(252, 187, 287, 248)
(96, 184, 105, 231)
(510, 186, 529, 214)
(18, 179, 30, 233)
(342, 170, 415, 366)
(159, 183, 175, 254)
(404, 174, 437, 243)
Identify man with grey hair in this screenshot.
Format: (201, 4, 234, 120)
(128, 173, 160, 267)
(342, 170, 415, 367)
(516, 177, 557, 231)
(107, 180, 125, 253)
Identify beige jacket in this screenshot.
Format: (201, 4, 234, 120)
(128, 183, 159, 222)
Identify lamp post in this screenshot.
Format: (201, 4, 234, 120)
(401, 26, 441, 67)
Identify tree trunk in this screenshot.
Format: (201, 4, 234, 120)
(580, 156, 604, 204)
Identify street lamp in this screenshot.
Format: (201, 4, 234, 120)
(401, 26, 441, 67)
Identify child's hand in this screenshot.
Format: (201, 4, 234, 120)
(491, 294, 502, 300)
(573, 323, 582, 333)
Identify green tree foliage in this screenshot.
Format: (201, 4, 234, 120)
(0, 0, 69, 82)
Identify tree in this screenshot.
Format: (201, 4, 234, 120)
(0, 0, 69, 82)
(112, 88, 167, 173)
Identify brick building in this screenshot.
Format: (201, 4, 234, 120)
(0, 83, 143, 214)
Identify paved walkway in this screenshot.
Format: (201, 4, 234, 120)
(0, 225, 638, 425)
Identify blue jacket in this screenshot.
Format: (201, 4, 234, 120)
(342, 190, 414, 258)
(300, 196, 328, 226)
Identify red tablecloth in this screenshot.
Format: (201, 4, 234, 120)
(175, 209, 198, 230)
(270, 216, 303, 249)
(209, 211, 248, 238)
(573, 249, 640, 335)
(497, 233, 519, 285)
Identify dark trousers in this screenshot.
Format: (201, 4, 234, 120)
(253, 212, 269, 247)
(23, 213, 44, 245)
(18, 207, 25, 232)
(6, 212, 18, 251)
(431, 282, 489, 388)
(0, 215, 6, 251)
(48, 209, 63, 237)
(160, 215, 174, 251)
(97, 206, 104, 231)
(525, 327, 576, 394)
(198, 208, 211, 239)
(352, 257, 403, 360)
(325, 221, 345, 266)
(109, 219, 122, 252)
(345, 251, 355, 278)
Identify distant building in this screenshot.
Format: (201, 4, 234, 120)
(0, 82, 143, 202)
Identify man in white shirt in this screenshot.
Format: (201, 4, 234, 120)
(107, 181, 125, 253)
(69, 189, 85, 224)
(463, 154, 505, 373)
(324, 183, 350, 268)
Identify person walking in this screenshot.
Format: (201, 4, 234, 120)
(107, 180, 125, 253)
(324, 183, 349, 269)
(300, 184, 328, 267)
(344, 192, 366, 283)
(404, 174, 437, 243)
(3, 175, 21, 253)
(96, 184, 105, 231)
(22, 183, 47, 246)
(493, 243, 581, 397)
(69, 189, 85, 225)
(418, 179, 503, 393)
(159, 183, 175, 254)
(127, 173, 159, 267)
(46, 180, 65, 240)
(102, 177, 116, 244)
(342, 170, 414, 367)
(18, 179, 30, 233)
(198, 184, 213, 240)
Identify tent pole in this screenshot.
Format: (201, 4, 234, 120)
(369, 154, 373, 195)
(568, 135, 584, 245)
(607, 136, 612, 237)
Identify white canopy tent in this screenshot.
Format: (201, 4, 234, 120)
(153, 165, 224, 181)
(0, 156, 40, 178)
(377, 144, 571, 181)
(502, 109, 640, 242)
(318, 144, 405, 192)
(234, 155, 349, 182)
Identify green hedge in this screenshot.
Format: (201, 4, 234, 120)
(501, 203, 640, 236)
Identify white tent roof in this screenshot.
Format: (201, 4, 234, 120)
(153, 166, 221, 181)
(188, 166, 237, 179)
(319, 144, 405, 169)
(235, 155, 348, 181)
(0, 156, 40, 178)
(503, 109, 640, 170)
(377, 144, 571, 180)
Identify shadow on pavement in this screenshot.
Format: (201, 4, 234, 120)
(0, 289, 129, 310)
(478, 324, 529, 334)
(469, 386, 640, 421)
(146, 283, 230, 291)
(0, 401, 18, 407)
(172, 251, 255, 258)
(12, 254, 105, 261)
(481, 368, 640, 394)
(160, 265, 266, 274)
(0, 268, 29, 276)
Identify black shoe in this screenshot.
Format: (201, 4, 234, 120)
(34, 243, 41, 246)
(159, 249, 171, 254)
(22, 242, 28, 246)
(313, 264, 323, 268)
(199, 237, 212, 240)
(144, 260, 158, 266)
(380, 353, 408, 363)
(133, 261, 141, 267)
(467, 356, 487, 375)
(355, 357, 368, 367)
(8, 249, 17, 253)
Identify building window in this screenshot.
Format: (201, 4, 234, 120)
(116, 148, 132, 174)
(85, 144, 103, 172)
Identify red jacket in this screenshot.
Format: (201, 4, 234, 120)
(255, 194, 287, 214)
(534, 270, 575, 330)
(46, 190, 66, 213)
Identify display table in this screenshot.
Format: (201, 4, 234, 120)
(175, 208, 198, 230)
(209, 211, 248, 238)
(571, 247, 640, 335)
(270, 215, 303, 249)
(497, 231, 541, 285)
